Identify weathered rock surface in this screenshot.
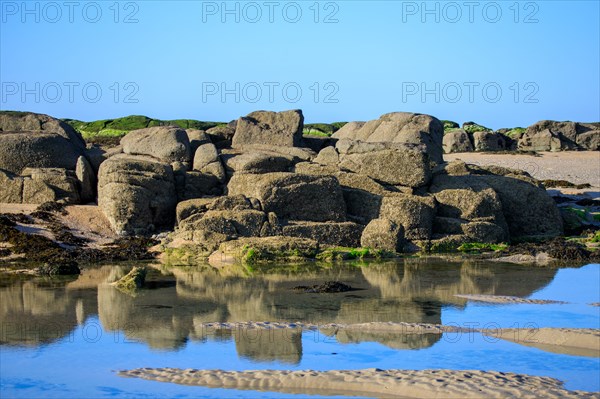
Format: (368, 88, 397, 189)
(21, 168, 81, 204)
(221, 151, 293, 174)
(472, 131, 506, 152)
(0, 111, 86, 149)
(98, 155, 177, 235)
(443, 129, 473, 153)
(232, 110, 304, 149)
(121, 126, 191, 163)
(282, 221, 363, 247)
(186, 129, 211, 154)
(379, 194, 436, 240)
(76, 156, 96, 202)
(360, 218, 405, 252)
(227, 172, 346, 222)
(192, 143, 226, 181)
(0, 132, 84, 175)
(332, 112, 444, 164)
(336, 139, 432, 187)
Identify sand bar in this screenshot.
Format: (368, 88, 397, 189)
(119, 367, 599, 398)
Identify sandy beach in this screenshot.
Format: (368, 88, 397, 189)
(447, 151, 600, 188)
(119, 367, 599, 398)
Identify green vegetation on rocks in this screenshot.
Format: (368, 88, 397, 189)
(63, 115, 225, 142)
(442, 120, 460, 132)
(316, 247, 391, 262)
(303, 122, 347, 137)
(462, 122, 492, 134)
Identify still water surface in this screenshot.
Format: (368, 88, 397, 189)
(1, 259, 598, 398)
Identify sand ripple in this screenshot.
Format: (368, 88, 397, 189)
(119, 368, 599, 398)
(455, 294, 567, 304)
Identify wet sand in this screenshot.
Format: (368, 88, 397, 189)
(119, 367, 599, 398)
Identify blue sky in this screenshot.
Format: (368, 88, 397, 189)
(1, 1, 599, 128)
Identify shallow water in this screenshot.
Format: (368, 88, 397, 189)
(0, 259, 598, 398)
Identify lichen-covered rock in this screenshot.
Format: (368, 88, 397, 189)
(576, 128, 600, 150)
(332, 112, 444, 164)
(462, 221, 508, 243)
(121, 126, 191, 163)
(98, 155, 177, 235)
(227, 172, 346, 222)
(360, 218, 405, 252)
(336, 140, 432, 187)
(379, 194, 436, 240)
(282, 221, 364, 247)
(443, 129, 473, 153)
(232, 110, 304, 149)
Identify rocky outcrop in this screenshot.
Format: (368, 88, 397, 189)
(332, 112, 444, 164)
(379, 195, 436, 240)
(336, 139, 432, 187)
(221, 151, 293, 175)
(121, 126, 191, 163)
(232, 110, 304, 149)
(192, 142, 226, 182)
(227, 172, 346, 222)
(443, 129, 473, 153)
(0, 132, 84, 175)
(518, 120, 600, 151)
(360, 218, 405, 252)
(282, 221, 363, 247)
(98, 155, 177, 235)
(472, 131, 506, 152)
(0, 111, 86, 150)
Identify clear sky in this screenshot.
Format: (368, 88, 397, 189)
(1, 1, 599, 128)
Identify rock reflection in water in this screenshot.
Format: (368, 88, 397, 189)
(0, 260, 559, 363)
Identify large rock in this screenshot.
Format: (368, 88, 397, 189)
(232, 110, 304, 149)
(576, 124, 600, 150)
(360, 218, 405, 252)
(179, 171, 222, 201)
(282, 221, 363, 247)
(186, 129, 211, 154)
(313, 146, 340, 166)
(428, 173, 508, 226)
(121, 126, 191, 163)
(332, 112, 444, 164)
(21, 168, 80, 204)
(472, 131, 506, 152)
(98, 155, 177, 235)
(337, 140, 432, 187)
(443, 129, 473, 153)
(469, 166, 563, 240)
(206, 125, 236, 148)
(0, 170, 23, 203)
(221, 151, 294, 174)
(518, 121, 578, 151)
(192, 143, 226, 182)
(0, 111, 86, 150)
(379, 194, 436, 240)
(76, 156, 96, 202)
(227, 172, 346, 222)
(0, 132, 84, 175)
